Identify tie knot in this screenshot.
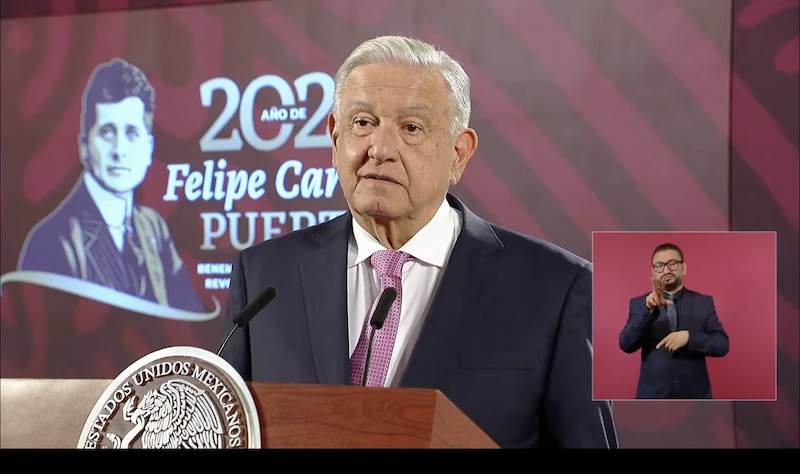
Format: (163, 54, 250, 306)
(665, 293, 675, 301)
(371, 250, 413, 280)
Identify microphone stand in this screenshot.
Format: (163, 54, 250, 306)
(361, 329, 380, 386)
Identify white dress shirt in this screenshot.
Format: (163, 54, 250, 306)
(347, 197, 463, 387)
(83, 172, 132, 252)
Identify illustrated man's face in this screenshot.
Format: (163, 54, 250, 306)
(82, 96, 154, 195)
(652, 248, 686, 292)
(328, 63, 476, 225)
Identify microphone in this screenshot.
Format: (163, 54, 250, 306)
(216, 285, 277, 357)
(361, 287, 398, 386)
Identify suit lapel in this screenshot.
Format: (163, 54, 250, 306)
(299, 214, 352, 384)
(400, 195, 502, 387)
(72, 184, 123, 283)
(677, 288, 695, 329)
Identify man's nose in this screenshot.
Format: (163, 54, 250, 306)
(112, 136, 132, 159)
(368, 125, 399, 162)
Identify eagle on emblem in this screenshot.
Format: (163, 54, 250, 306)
(106, 379, 224, 448)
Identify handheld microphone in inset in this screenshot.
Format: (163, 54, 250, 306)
(361, 287, 398, 386)
(216, 285, 277, 357)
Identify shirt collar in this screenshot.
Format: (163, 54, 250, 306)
(349, 197, 461, 268)
(665, 287, 685, 301)
(83, 172, 132, 226)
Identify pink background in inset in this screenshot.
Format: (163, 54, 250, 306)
(592, 231, 776, 400)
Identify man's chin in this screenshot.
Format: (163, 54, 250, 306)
(100, 176, 144, 195)
(351, 190, 404, 212)
(351, 200, 403, 221)
(663, 280, 679, 292)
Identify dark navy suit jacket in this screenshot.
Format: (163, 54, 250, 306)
(220, 194, 617, 448)
(619, 288, 729, 399)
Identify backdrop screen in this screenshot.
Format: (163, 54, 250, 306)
(0, 0, 796, 449)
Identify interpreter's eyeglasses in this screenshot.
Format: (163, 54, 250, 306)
(652, 260, 683, 273)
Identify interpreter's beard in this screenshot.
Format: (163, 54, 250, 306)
(662, 275, 681, 292)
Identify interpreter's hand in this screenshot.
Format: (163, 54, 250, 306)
(645, 275, 672, 310)
(656, 330, 689, 352)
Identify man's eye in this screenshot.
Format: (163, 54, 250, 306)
(353, 119, 370, 127)
(404, 124, 420, 133)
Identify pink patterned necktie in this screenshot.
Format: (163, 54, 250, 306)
(349, 250, 414, 387)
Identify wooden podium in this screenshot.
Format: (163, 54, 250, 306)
(0, 378, 499, 448)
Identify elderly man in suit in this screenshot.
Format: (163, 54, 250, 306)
(619, 242, 730, 399)
(220, 35, 616, 448)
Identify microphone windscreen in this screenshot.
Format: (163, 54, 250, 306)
(370, 287, 397, 330)
(233, 285, 277, 326)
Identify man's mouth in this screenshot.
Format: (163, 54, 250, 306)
(362, 174, 398, 184)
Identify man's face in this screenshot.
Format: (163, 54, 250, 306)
(652, 249, 686, 292)
(82, 96, 153, 195)
(328, 63, 476, 228)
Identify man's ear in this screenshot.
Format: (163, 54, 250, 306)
(147, 133, 155, 165)
(78, 135, 88, 164)
(450, 128, 478, 185)
(327, 112, 339, 167)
